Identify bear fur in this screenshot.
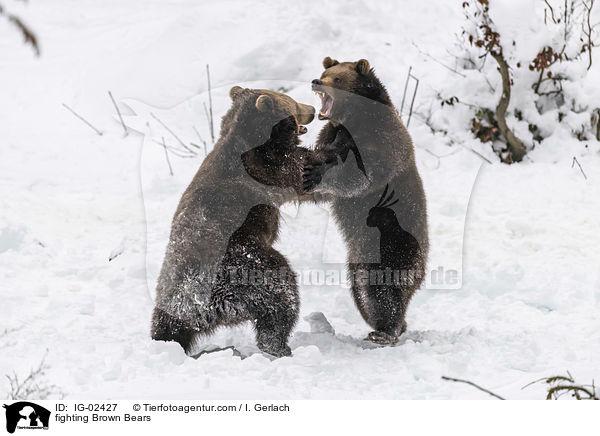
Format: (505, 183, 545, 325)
(210, 203, 298, 357)
(304, 58, 429, 345)
(151, 87, 314, 356)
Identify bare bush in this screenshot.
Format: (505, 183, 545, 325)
(443, 371, 598, 399)
(523, 371, 598, 400)
(5, 352, 63, 400)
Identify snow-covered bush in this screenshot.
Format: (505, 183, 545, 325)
(432, 0, 600, 163)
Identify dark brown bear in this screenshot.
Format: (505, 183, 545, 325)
(304, 57, 429, 345)
(151, 87, 314, 357)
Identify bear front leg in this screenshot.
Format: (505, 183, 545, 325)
(303, 128, 367, 194)
(302, 158, 331, 193)
(302, 137, 345, 192)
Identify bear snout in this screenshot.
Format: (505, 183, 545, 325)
(297, 104, 315, 125)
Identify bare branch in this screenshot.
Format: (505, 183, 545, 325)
(441, 376, 506, 400)
(582, 0, 596, 70)
(162, 137, 173, 176)
(0, 4, 40, 56)
(412, 42, 466, 77)
(193, 125, 208, 156)
(203, 101, 212, 145)
(544, 0, 558, 24)
(489, 50, 527, 162)
(572, 156, 588, 179)
(62, 103, 103, 136)
(151, 139, 195, 158)
(108, 91, 128, 136)
(206, 64, 215, 144)
(150, 112, 197, 156)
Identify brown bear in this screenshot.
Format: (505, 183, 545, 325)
(303, 57, 429, 345)
(151, 87, 314, 357)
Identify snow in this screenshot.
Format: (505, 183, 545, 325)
(1, 0, 599, 400)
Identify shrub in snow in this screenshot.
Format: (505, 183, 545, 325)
(432, 0, 600, 163)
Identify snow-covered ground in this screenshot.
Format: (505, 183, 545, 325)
(1, 0, 599, 399)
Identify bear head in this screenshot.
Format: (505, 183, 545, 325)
(232, 88, 315, 193)
(312, 57, 391, 123)
(224, 86, 315, 151)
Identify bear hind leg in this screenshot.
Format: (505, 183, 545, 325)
(362, 285, 409, 346)
(255, 318, 294, 358)
(151, 307, 198, 353)
(253, 292, 299, 358)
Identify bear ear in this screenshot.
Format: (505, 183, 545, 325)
(229, 86, 245, 100)
(356, 59, 370, 75)
(323, 56, 339, 69)
(255, 94, 274, 112)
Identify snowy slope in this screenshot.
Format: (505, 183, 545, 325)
(1, 0, 599, 400)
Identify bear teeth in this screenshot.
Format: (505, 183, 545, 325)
(315, 90, 333, 120)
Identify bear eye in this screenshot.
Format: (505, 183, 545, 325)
(334, 77, 341, 84)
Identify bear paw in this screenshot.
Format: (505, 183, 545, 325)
(365, 331, 399, 346)
(302, 164, 326, 192)
(257, 343, 292, 358)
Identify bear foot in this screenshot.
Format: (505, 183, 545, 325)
(365, 331, 399, 346)
(257, 343, 292, 358)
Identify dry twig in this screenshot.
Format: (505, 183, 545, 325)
(150, 112, 196, 156)
(162, 136, 173, 176)
(0, 3, 40, 56)
(571, 156, 588, 179)
(442, 376, 505, 400)
(206, 64, 215, 143)
(108, 91, 128, 136)
(62, 103, 103, 135)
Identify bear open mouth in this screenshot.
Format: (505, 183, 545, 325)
(315, 90, 334, 120)
(298, 125, 307, 135)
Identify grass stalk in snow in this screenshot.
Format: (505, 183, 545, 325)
(522, 372, 598, 400)
(162, 136, 173, 176)
(62, 103, 103, 136)
(150, 112, 196, 156)
(206, 64, 215, 144)
(108, 90, 128, 136)
(441, 376, 505, 400)
(572, 156, 588, 179)
(193, 125, 208, 156)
